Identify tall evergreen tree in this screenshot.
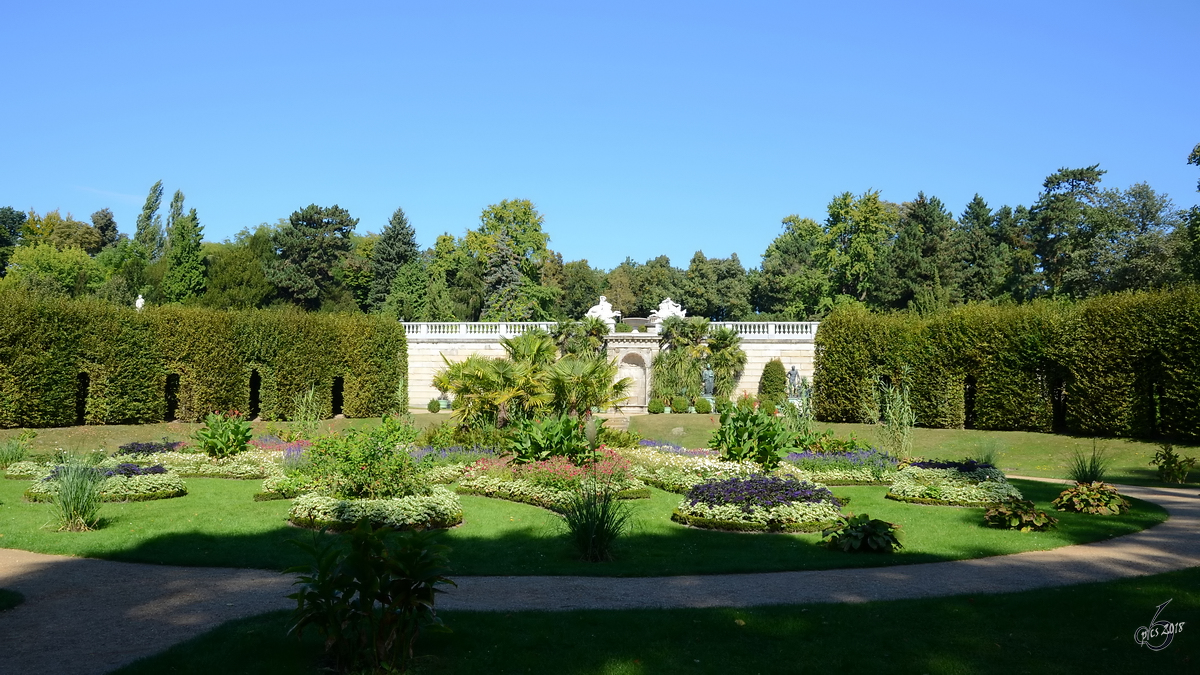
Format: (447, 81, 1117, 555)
(383, 258, 428, 321)
(369, 207, 420, 311)
(135, 180, 165, 260)
(0, 206, 27, 276)
(267, 204, 357, 309)
(480, 235, 533, 320)
(1184, 144, 1200, 282)
(871, 193, 960, 313)
(161, 208, 206, 303)
(953, 195, 1008, 302)
(560, 260, 604, 319)
(90, 208, 119, 250)
(995, 205, 1038, 301)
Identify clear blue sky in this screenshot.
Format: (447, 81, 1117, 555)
(3, 1, 1197, 270)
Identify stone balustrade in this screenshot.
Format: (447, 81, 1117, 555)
(401, 321, 819, 341)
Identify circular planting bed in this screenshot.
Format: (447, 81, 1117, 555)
(454, 451, 651, 513)
(885, 460, 1021, 507)
(287, 487, 464, 530)
(671, 475, 844, 533)
(22, 463, 188, 503)
(781, 448, 899, 486)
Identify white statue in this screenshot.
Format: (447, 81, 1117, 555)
(585, 295, 621, 333)
(135, 294, 145, 312)
(648, 297, 686, 323)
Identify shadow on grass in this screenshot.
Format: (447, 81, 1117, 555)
(108, 566, 1200, 675)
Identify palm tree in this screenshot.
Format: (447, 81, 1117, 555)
(707, 326, 746, 398)
(549, 355, 632, 417)
(501, 330, 557, 366)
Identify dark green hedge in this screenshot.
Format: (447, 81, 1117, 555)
(0, 292, 408, 427)
(812, 288, 1200, 441)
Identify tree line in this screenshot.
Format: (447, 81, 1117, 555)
(2, 146, 1198, 320)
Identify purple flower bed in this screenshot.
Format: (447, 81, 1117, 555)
(44, 463, 167, 481)
(115, 440, 185, 456)
(640, 439, 718, 458)
(686, 475, 841, 513)
(785, 448, 897, 471)
(908, 459, 995, 472)
(409, 445, 502, 464)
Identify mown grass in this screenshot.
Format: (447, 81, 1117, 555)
(0, 476, 1167, 576)
(111, 564, 1200, 675)
(631, 414, 1200, 488)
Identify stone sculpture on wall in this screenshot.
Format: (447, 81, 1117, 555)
(585, 295, 621, 332)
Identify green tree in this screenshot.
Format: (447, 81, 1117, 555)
(424, 267, 457, 321)
(165, 190, 185, 248)
(477, 199, 550, 280)
(32, 210, 102, 254)
(135, 180, 165, 260)
(199, 226, 278, 309)
(341, 234, 376, 311)
(561, 259, 604, 319)
(758, 358, 787, 409)
(480, 235, 534, 321)
(268, 204, 357, 309)
(161, 208, 206, 303)
(603, 260, 638, 317)
(383, 258, 428, 321)
(633, 255, 685, 317)
(820, 190, 899, 301)
(1029, 165, 1106, 296)
(995, 205, 1038, 301)
(0, 243, 103, 297)
(753, 215, 832, 319)
(682, 252, 750, 320)
(369, 207, 420, 311)
(872, 193, 961, 313)
(1183, 144, 1200, 282)
(0, 206, 26, 276)
(90, 208, 119, 250)
(953, 195, 1009, 303)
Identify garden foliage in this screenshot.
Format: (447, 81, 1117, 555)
(757, 358, 787, 409)
(1051, 482, 1130, 515)
(887, 461, 1021, 506)
(1151, 444, 1197, 484)
(672, 475, 843, 531)
(193, 411, 252, 458)
(983, 499, 1059, 532)
(0, 292, 407, 427)
(821, 513, 903, 552)
(708, 404, 790, 470)
(812, 288, 1200, 440)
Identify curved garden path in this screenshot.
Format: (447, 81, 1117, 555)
(1, 479, 1197, 675)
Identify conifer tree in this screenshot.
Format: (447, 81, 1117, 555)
(953, 195, 1008, 302)
(480, 235, 533, 320)
(369, 207, 420, 311)
(872, 193, 960, 312)
(267, 204, 357, 309)
(161, 208, 205, 303)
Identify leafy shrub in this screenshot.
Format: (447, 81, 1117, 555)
(115, 439, 186, 456)
(1066, 442, 1111, 484)
(614, 322, 632, 333)
(287, 521, 455, 673)
(415, 421, 457, 450)
(51, 458, 103, 531)
(671, 395, 690, 413)
(307, 421, 425, 500)
(427, 398, 441, 414)
(1151, 444, 1197, 484)
(708, 405, 789, 470)
(821, 513, 902, 553)
(736, 392, 757, 412)
(193, 411, 252, 458)
(288, 489, 463, 530)
(0, 433, 32, 469)
(984, 498, 1059, 531)
(758, 358, 787, 409)
(1052, 482, 1130, 515)
(647, 398, 665, 414)
(560, 482, 633, 562)
(508, 414, 588, 464)
(597, 424, 641, 449)
(694, 397, 712, 414)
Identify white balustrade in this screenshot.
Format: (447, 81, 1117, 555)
(402, 321, 817, 341)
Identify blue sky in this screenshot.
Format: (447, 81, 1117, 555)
(3, 1, 1197, 270)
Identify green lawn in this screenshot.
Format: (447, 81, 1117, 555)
(111, 564, 1200, 675)
(0, 476, 1167, 576)
(632, 414, 1200, 488)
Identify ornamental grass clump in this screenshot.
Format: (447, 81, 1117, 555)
(560, 481, 633, 562)
(1066, 442, 1111, 485)
(51, 458, 103, 532)
(0, 432, 33, 469)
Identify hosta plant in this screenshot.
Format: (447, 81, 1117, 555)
(1052, 482, 1130, 515)
(984, 498, 1058, 532)
(509, 414, 589, 464)
(821, 513, 902, 553)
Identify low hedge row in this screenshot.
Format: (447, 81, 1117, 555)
(0, 292, 407, 426)
(812, 287, 1200, 439)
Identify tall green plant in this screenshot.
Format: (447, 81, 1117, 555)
(193, 411, 252, 458)
(708, 405, 789, 470)
(52, 459, 103, 532)
(291, 386, 323, 438)
(1066, 442, 1111, 484)
(287, 522, 455, 673)
(865, 372, 915, 460)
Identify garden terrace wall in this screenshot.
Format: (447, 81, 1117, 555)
(0, 292, 407, 427)
(811, 287, 1200, 441)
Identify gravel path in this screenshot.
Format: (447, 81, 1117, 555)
(1, 480, 1196, 674)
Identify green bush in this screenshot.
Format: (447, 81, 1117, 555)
(821, 514, 902, 553)
(694, 397, 712, 414)
(597, 424, 641, 449)
(670, 395, 690, 413)
(286, 521, 455, 672)
(427, 398, 441, 414)
(707, 405, 788, 470)
(758, 358, 787, 409)
(560, 482, 633, 562)
(0, 292, 407, 427)
(51, 458, 103, 532)
(193, 411, 252, 458)
(306, 418, 424, 499)
(647, 398, 665, 414)
(984, 498, 1058, 531)
(0, 432, 32, 469)
(509, 414, 588, 464)
(1151, 444, 1197, 484)
(1052, 482, 1130, 515)
(614, 322, 632, 333)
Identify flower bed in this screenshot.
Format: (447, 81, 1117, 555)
(455, 451, 650, 513)
(671, 475, 843, 532)
(621, 446, 759, 493)
(25, 463, 187, 503)
(137, 450, 284, 480)
(782, 448, 898, 485)
(4, 461, 49, 479)
(886, 461, 1021, 506)
(288, 487, 463, 530)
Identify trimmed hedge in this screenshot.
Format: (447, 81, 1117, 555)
(812, 288, 1200, 440)
(0, 292, 408, 426)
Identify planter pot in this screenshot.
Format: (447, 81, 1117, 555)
(663, 407, 673, 414)
(687, 406, 696, 414)
(438, 399, 450, 410)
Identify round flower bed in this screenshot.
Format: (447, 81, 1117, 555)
(24, 463, 188, 503)
(288, 487, 464, 530)
(133, 450, 283, 480)
(621, 446, 759, 494)
(782, 448, 898, 485)
(456, 450, 650, 513)
(886, 460, 1021, 506)
(671, 475, 843, 532)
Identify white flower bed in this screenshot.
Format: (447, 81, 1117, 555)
(288, 486, 463, 529)
(674, 499, 842, 527)
(423, 463, 467, 484)
(887, 465, 1022, 505)
(620, 447, 761, 493)
(151, 450, 284, 479)
(26, 472, 188, 502)
(4, 460, 50, 479)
